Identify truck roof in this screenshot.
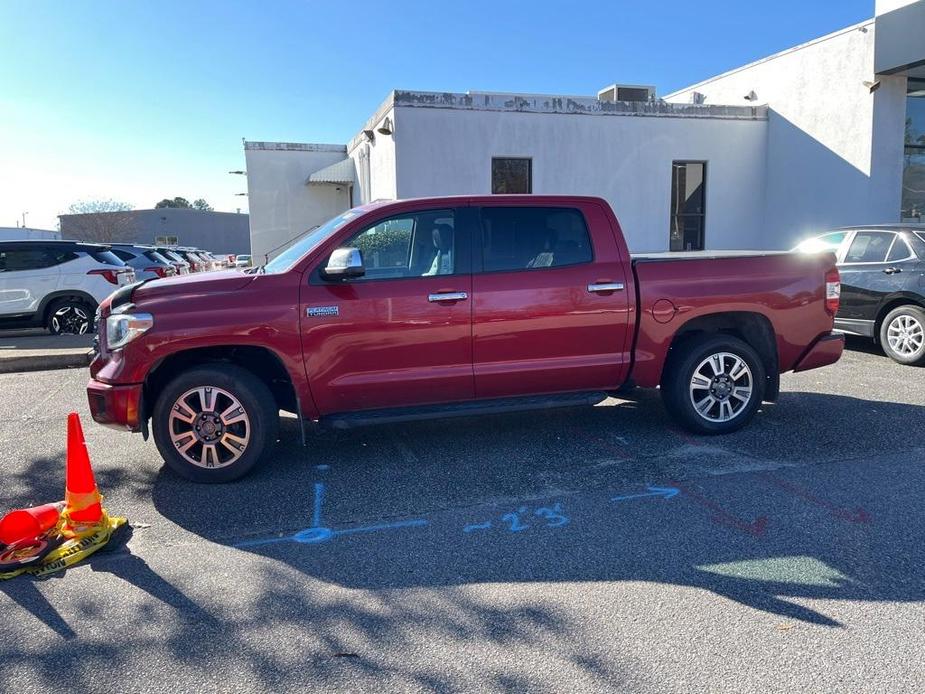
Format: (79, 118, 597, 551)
(354, 194, 611, 212)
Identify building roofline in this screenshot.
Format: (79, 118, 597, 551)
(244, 141, 346, 153)
(348, 92, 397, 153)
(58, 208, 249, 219)
(353, 89, 766, 136)
(664, 18, 875, 99)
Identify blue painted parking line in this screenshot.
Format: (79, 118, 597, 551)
(233, 481, 429, 548)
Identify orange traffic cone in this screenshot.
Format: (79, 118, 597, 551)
(65, 412, 103, 524)
(0, 502, 64, 545)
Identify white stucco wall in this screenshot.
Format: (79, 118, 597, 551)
(244, 143, 352, 262)
(876, 0, 918, 14)
(347, 107, 398, 204)
(666, 20, 906, 247)
(392, 106, 769, 251)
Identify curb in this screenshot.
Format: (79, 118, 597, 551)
(0, 351, 92, 374)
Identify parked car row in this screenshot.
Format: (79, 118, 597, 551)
(794, 224, 925, 366)
(0, 240, 237, 334)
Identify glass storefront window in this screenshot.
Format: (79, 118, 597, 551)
(903, 79, 925, 221)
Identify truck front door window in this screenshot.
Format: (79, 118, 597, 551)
(339, 210, 456, 280)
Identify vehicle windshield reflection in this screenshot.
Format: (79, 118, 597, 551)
(262, 210, 359, 274)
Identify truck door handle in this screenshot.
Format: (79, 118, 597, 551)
(428, 291, 468, 302)
(883, 267, 902, 275)
(587, 282, 625, 293)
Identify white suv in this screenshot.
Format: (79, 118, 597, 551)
(0, 241, 135, 334)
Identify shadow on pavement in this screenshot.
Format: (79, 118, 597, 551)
(146, 391, 925, 630)
(2, 389, 924, 689)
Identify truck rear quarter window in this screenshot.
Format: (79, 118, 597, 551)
(479, 207, 593, 272)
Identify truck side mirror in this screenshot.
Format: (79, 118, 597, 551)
(322, 247, 365, 280)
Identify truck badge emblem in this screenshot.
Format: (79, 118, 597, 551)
(307, 306, 339, 317)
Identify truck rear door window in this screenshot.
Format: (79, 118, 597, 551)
(479, 207, 592, 272)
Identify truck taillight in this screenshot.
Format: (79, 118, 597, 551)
(825, 268, 840, 316)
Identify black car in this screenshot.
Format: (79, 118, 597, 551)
(796, 225, 925, 365)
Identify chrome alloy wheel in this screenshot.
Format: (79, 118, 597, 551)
(688, 352, 754, 423)
(886, 314, 924, 357)
(51, 305, 91, 335)
(168, 386, 251, 469)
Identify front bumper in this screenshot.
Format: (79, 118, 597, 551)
(87, 379, 144, 432)
(793, 332, 845, 373)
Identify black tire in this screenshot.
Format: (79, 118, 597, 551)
(152, 364, 279, 483)
(878, 305, 925, 366)
(46, 298, 94, 335)
(661, 334, 766, 435)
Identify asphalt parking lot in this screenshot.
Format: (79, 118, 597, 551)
(1, 337, 924, 693)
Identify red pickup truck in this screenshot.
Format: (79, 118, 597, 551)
(87, 196, 843, 482)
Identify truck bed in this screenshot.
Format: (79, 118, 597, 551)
(627, 248, 838, 389)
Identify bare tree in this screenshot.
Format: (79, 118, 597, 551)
(62, 199, 137, 243)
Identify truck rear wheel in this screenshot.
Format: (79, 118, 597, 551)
(661, 334, 766, 435)
(152, 364, 278, 483)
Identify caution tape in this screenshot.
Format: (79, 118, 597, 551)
(0, 510, 127, 580)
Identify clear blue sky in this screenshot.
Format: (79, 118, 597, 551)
(0, 0, 873, 229)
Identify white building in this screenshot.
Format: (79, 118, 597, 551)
(0, 227, 61, 241)
(245, 0, 925, 263)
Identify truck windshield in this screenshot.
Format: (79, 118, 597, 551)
(262, 211, 358, 274)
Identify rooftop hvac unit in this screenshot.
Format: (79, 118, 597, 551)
(597, 84, 656, 103)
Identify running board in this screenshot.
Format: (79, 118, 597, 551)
(321, 391, 608, 430)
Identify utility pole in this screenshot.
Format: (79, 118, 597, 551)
(21, 211, 28, 228)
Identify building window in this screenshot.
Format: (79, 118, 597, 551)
(903, 79, 925, 221)
(670, 161, 706, 251)
(155, 235, 178, 246)
(492, 158, 532, 194)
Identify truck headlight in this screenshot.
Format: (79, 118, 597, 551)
(106, 311, 154, 350)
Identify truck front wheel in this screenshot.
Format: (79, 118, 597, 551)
(152, 365, 278, 482)
(661, 335, 766, 435)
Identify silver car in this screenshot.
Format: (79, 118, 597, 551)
(109, 244, 177, 281)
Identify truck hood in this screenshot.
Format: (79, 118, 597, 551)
(132, 269, 255, 302)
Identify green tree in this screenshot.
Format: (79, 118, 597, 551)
(155, 197, 192, 209)
(192, 198, 213, 211)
